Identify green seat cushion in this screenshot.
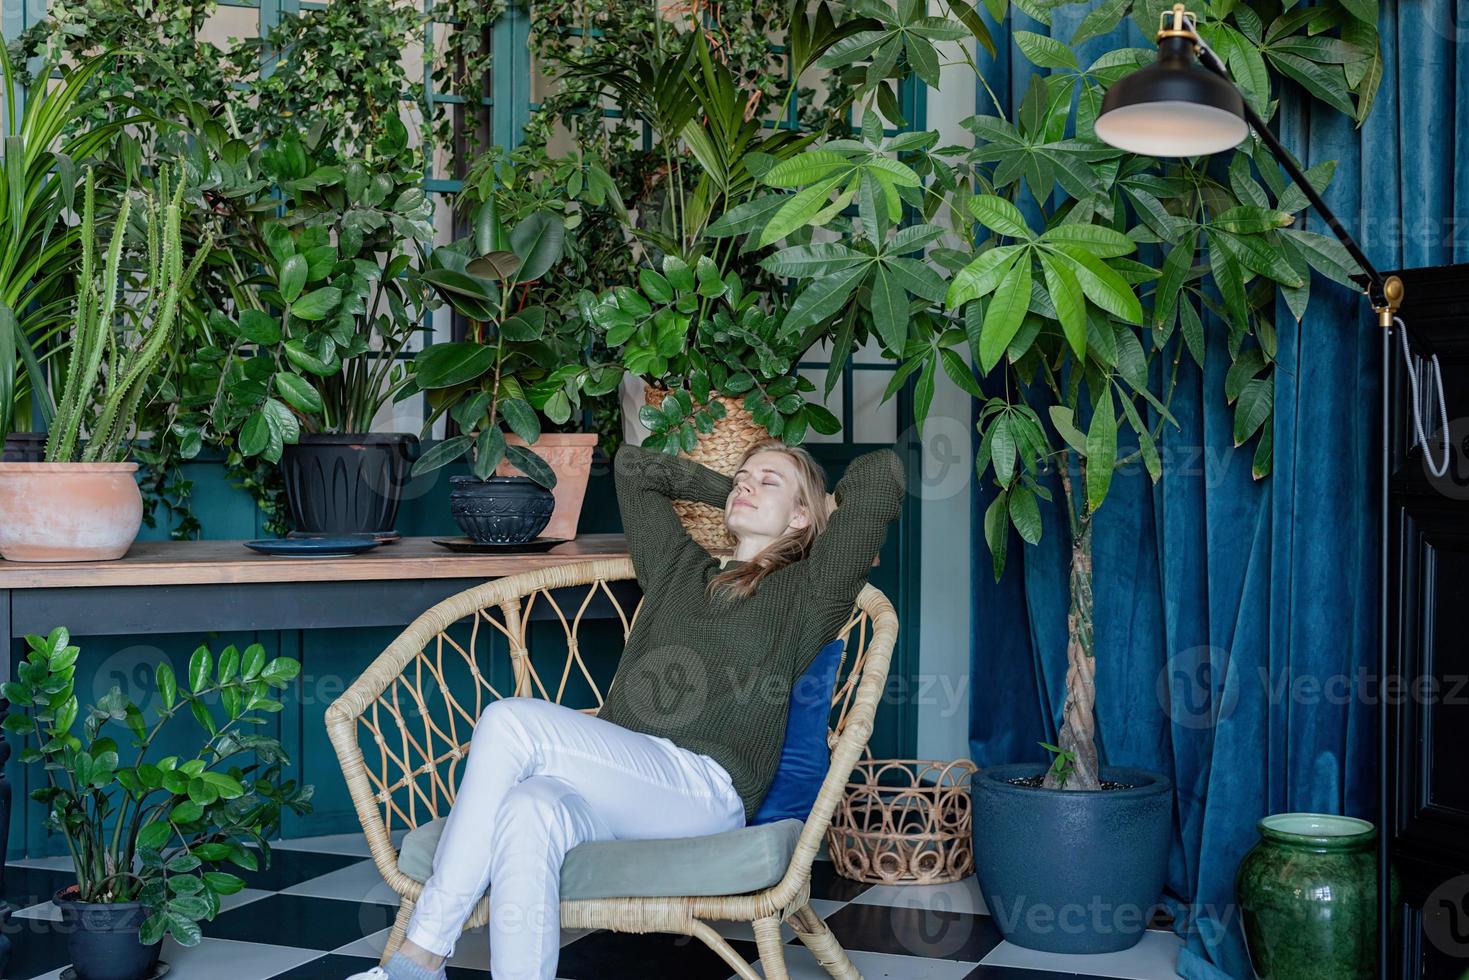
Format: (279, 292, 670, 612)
(396, 816, 805, 901)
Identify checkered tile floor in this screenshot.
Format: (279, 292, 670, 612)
(1, 833, 1181, 979)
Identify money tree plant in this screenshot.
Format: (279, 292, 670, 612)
(710, 0, 1380, 788)
(2, 628, 312, 945)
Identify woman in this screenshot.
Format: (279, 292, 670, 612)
(351, 439, 905, 980)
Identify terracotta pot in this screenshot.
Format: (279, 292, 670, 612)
(0, 462, 144, 562)
(495, 433, 599, 540)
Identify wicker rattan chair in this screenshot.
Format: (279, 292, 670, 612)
(325, 556, 897, 980)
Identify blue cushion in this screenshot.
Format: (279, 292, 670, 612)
(751, 638, 845, 825)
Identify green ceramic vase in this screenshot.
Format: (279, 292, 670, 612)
(1235, 813, 1379, 979)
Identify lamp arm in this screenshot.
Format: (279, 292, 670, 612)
(1191, 39, 1402, 324)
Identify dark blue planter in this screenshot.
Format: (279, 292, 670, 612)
(972, 763, 1172, 954)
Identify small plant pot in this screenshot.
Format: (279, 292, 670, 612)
(495, 433, 599, 540)
(0, 462, 143, 562)
(53, 887, 163, 980)
(972, 763, 1171, 955)
(449, 476, 555, 544)
(280, 433, 417, 535)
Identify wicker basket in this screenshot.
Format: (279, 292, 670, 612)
(642, 383, 769, 553)
(826, 758, 977, 885)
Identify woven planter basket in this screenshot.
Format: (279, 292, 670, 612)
(642, 383, 769, 553)
(826, 758, 977, 885)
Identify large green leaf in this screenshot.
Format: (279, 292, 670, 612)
(869, 264, 908, 353)
(978, 259, 1033, 372)
(967, 195, 1034, 240)
(509, 212, 566, 283)
(947, 245, 1021, 308)
(505, 443, 557, 488)
(760, 243, 865, 278)
(785, 264, 868, 332)
(289, 287, 341, 322)
(273, 373, 323, 415)
(1084, 386, 1117, 511)
(411, 435, 473, 476)
(499, 396, 541, 444)
(1038, 250, 1086, 357)
(1050, 245, 1142, 323)
(415, 342, 495, 389)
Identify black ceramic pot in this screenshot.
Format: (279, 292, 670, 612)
(449, 476, 555, 543)
(53, 888, 163, 980)
(2, 432, 47, 462)
(972, 763, 1172, 954)
(280, 433, 417, 535)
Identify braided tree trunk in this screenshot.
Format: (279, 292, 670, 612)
(1043, 463, 1100, 791)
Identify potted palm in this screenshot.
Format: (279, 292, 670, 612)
(404, 204, 620, 543)
(201, 122, 434, 535)
(2, 627, 311, 979)
(0, 169, 208, 562)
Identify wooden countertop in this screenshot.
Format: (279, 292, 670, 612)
(0, 534, 631, 589)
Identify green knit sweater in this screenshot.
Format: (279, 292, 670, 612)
(600, 443, 906, 822)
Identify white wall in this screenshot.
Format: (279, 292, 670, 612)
(914, 33, 977, 764)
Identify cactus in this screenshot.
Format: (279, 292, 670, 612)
(44, 168, 210, 464)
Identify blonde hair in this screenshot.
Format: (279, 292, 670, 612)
(707, 440, 830, 600)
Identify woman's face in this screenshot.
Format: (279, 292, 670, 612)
(725, 450, 810, 542)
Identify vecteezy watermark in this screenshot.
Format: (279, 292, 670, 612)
(1157, 654, 1469, 728)
(615, 643, 709, 728)
(1156, 647, 1241, 731)
(1423, 875, 1469, 959)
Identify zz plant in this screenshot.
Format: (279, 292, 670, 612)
(590, 255, 840, 451)
(2, 628, 312, 946)
(198, 122, 434, 463)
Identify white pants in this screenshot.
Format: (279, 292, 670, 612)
(405, 697, 746, 979)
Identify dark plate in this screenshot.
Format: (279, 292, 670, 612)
(63, 965, 169, 980)
(286, 530, 401, 544)
(431, 537, 568, 554)
(244, 537, 382, 557)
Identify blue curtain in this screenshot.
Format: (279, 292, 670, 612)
(967, 1, 1467, 977)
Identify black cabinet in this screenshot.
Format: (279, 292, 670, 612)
(1382, 264, 1469, 979)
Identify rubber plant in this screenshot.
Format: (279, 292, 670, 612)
(45, 168, 209, 464)
(402, 202, 621, 485)
(710, 0, 1381, 788)
(2, 627, 313, 945)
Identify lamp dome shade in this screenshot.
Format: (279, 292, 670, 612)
(1095, 37, 1249, 157)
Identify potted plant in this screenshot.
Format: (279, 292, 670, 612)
(0, 169, 208, 562)
(703, 0, 1378, 954)
(199, 122, 434, 536)
(404, 204, 620, 543)
(445, 145, 630, 539)
(0, 49, 121, 462)
(1, 627, 312, 979)
(553, 23, 865, 481)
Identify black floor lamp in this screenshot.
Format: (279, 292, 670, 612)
(1091, 6, 1452, 978)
